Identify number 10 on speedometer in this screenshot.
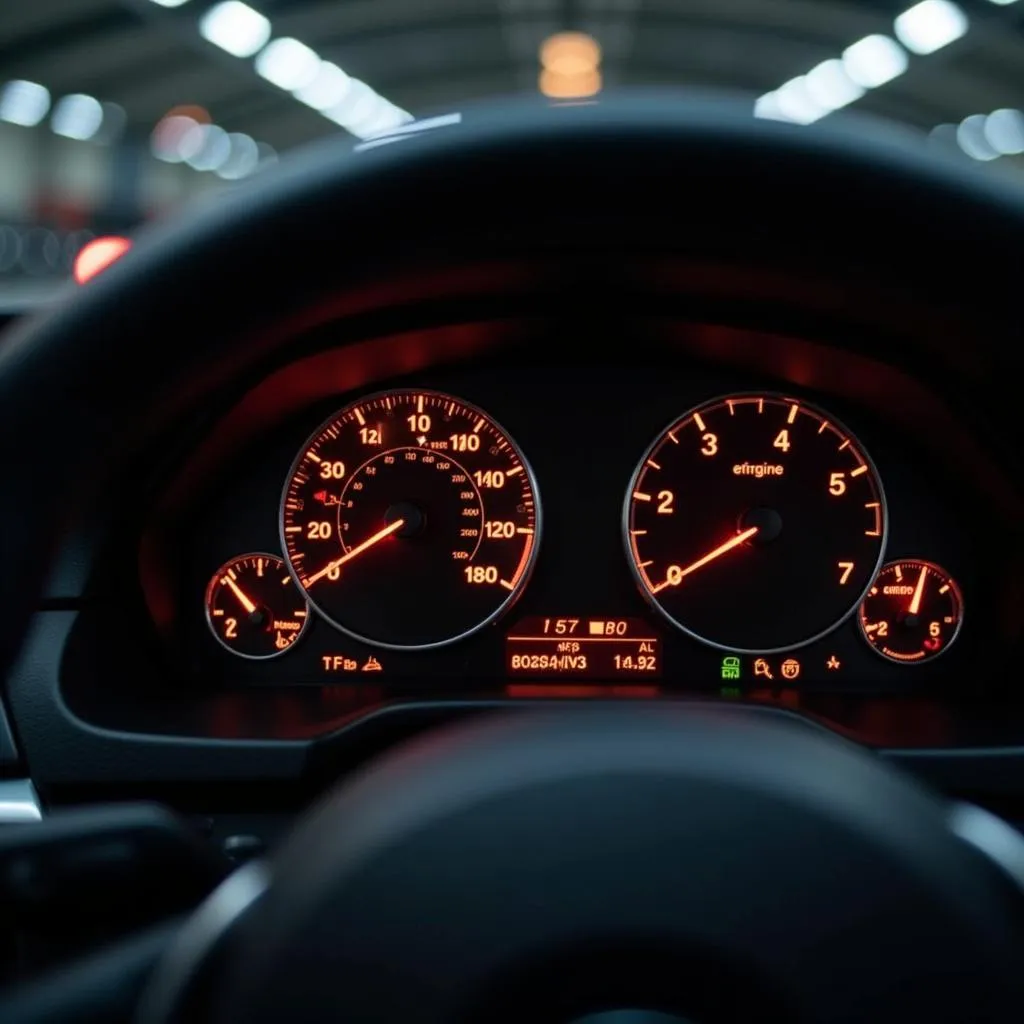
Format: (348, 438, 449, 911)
(280, 390, 541, 650)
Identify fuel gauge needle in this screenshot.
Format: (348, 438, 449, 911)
(223, 575, 257, 615)
(305, 518, 406, 587)
(908, 564, 928, 616)
(652, 525, 759, 594)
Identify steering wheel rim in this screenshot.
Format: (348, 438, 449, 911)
(137, 706, 1024, 1024)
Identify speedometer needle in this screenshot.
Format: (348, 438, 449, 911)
(651, 526, 759, 594)
(908, 564, 928, 616)
(304, 518, 406, 587)
(223, 576, 257, 615)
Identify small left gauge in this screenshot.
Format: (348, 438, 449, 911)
(204, 553, 310, 659)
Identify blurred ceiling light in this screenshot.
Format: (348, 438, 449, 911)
(539, 32, 601, 75)
(774, 77, 827, 124)
(0, 80, 51, 127)
(353, 101, 413, 137)
(73, 236, 131, 285)
(176, 120, 210, 162)
(753, 92, 789, 121)
(323, 79, 411, 137)
(185, 124, 232, 171)
(51, 93, 104, 141)
(216, 133, 260, 179)
(255, 37, 321, 90)
(841, 35, 908, 87)
(983, 108, 1024, 155)
(539, 68, 602, 99)
(294, 62, 351, 110)
(199, 1, 271, 58)
(323, 78, 377, 127)
(804, 59, 865, 111)
(956, 114, 999, 160)
(538, 31, 602, 99)
(984, 0, 1019, 5)
(151, 114, 199, 162)
(894, 0, 967, 55)
(148, 0, 191, 6)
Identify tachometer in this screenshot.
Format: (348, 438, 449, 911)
(624, 393, 887, 653)
(281, 390, 540, 649)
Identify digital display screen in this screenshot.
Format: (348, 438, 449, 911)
(506, 617, 661, 678)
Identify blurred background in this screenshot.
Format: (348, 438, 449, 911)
(0, 0, 1022, 299)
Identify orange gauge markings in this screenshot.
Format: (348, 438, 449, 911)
(280, 389, 540, 650)
(624, 392, 887, 653)
(858, 559, 963, 663)
(204, 553, 310, 659)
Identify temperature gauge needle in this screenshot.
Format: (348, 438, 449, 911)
(908, 564, 928, 616)
(305, 518, 406, 587)
(652, 525, 759, 594)
(223, 575, 257, 615)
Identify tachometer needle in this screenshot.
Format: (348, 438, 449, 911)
(908, 564, 928, 616)
(651, 525, 759, 594)
(223, 576, 257, 615)
(304, 518, 406, 587)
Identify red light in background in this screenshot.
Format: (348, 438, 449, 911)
(73, 235, 131, 284)
(162, 104, 211, 125)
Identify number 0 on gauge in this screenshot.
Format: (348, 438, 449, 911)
(623, 393, 887, 653)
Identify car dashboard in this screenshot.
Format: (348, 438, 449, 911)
(153, 355, 989, 698)
(5, 260, 1024, 843)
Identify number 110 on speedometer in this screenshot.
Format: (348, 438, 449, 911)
(280, 389, 542, 650)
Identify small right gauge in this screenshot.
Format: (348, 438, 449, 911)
(858, 559, 963, 664)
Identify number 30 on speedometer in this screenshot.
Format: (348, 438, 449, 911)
(624, 393, 887, 653)
(280, 390, 541, 650)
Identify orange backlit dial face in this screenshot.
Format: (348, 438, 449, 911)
(280, 390, 540, 650)
(859, 559, 963, 663)
(624, 393, 887, 653)
(204, 553, 310, 659)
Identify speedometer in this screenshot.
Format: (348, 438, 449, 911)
(624, 392, 887, 653)
(281, 390, 540, 650)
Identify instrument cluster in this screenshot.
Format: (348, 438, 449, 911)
(157, 357, 998, 698)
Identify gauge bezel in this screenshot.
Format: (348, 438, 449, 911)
(621, 390, 889, 655)
(857, 558, 964, 665)
(279, 388, 543, 652)
(204, 551, 311, 661)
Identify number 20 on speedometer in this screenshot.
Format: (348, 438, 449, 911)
(280, 390, 541, 650)
(624, 393, 887, 653)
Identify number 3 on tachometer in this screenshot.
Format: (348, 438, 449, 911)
(280, 389, 541, 650)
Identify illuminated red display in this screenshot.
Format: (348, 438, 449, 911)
(506, 617, 661, 678)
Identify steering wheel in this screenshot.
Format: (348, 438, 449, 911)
(2, 95, 1024, 1024)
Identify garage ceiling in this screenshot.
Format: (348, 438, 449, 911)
(0, 0, 1022, 154)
